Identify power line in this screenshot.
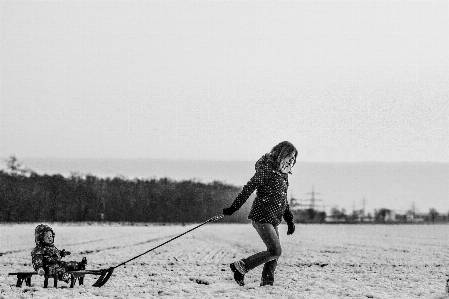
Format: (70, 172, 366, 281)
(290, 185, 324, 211)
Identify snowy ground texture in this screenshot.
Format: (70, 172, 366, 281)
(1, 222, 448, 299)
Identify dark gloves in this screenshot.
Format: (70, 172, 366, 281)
(223, 207, 237, 216)
(287, 222, 295, 235)
(60, 249, 71, 257)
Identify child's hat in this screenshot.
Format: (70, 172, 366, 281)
(35, 224, 55, 245)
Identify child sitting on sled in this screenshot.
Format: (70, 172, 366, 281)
(31, 224, 87, 283)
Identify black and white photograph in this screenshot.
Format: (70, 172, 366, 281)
(1, 0, 448, 298)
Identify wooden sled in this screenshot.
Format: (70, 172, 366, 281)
(8, 270, 104, 288)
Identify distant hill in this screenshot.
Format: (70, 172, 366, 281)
(11, 158, 449, 215)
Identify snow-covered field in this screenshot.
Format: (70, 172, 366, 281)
(1, 222, 448, 299)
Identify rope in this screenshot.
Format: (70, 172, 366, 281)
(113, 214, 224, 269)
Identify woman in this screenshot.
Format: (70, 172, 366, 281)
(222, 141, 297, 286)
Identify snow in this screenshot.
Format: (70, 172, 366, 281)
(1, 223, 448, 299)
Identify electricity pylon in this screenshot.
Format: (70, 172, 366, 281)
(304, 185, 323, 210)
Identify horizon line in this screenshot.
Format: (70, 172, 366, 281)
(15, 157, 449, 164)
(2, 156, 449, 164)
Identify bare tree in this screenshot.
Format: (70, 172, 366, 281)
(4, 155, 31, 175)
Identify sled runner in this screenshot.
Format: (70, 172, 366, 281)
(8, 272, 35, 287)
(8, 270, 104, 288)
(92, 214, 224, 287)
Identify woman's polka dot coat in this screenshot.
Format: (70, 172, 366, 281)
(229, 153, 294, 226)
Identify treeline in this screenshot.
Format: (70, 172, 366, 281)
(291, 209, 327, 223)
(324, 206, 449, 224)
(0, 159, 252, 223)
(2, 157, 446, 224)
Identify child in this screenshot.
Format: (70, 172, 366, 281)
(222, 141, 297, 286)
(31, 224, 87, 283)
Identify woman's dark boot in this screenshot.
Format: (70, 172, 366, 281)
(230, 262, 245, 286)
(260, 280, 274, 286)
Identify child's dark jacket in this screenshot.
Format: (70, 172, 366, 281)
(31, 244, 66, 270)
(31, 224, 68, 271)
(229, 153, 294, 226)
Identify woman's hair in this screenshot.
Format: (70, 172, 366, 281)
(270, 141, 298, 168)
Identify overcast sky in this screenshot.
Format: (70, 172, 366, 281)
(1, 0, 448, 162)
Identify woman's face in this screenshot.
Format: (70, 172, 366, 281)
(279, 152, 296, 174)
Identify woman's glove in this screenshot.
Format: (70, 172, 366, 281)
(222, 207, 237, 216)
(287, 222, 295, 235)
(37, 268, 45, 276)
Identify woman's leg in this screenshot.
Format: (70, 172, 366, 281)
(260, 225, 279, 285)
(240, 221, 281, 273)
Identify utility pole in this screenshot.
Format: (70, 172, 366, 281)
(362, 197, 366, 217)
(304, 185, 323, 210)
